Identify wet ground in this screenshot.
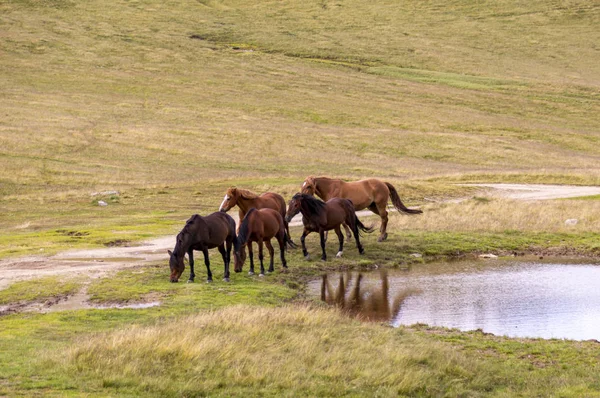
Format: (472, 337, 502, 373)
(310, 258, 600, 340)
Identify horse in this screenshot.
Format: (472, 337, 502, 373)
(219, 187, 295, 248)
(234, 208, 290, 276)
(285, 193, 374, 261)
(300, 176, 422, 242)
(168, 212, 236, 283)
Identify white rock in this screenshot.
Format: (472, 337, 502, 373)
(479, 253, 498, 259)
(565, 219, 578, 226)
(410, 253, 422, 258)
(98, 200, 108, 206)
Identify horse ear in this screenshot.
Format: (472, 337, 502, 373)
(167, 250, 173, 256)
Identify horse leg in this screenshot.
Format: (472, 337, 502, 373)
(236, 209, 245, 234)
(248, 243, 255, 276)
(375, 202, 389, 242)
(187, 249, 196, 283)
(334, 225, 344, 258)
(258, 239, 265, 276)
(265, 240, 275, 273)
(202, 248, 213, 282)
(320, 229, 327, 261)
(218, 244, 229, 282)
(301, 229, 311, 260)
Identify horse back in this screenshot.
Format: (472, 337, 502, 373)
(201, 212, 236, 248)
(328, 179, 383, 210)
(259, 192, 287, 217)
(254, 208, 285, 239)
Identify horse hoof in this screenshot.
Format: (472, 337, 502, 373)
(223, 278, 230, 282)
(321, 258, 327, 262)
(304, 255, 310, 261)
(377, 233, 388, 242)
(248, 271, 255, 276)
(259, 273, 265, 278)
(336, 251, 343, 258)
(187, 279, 194, 283)
(206, 279, 213, 283)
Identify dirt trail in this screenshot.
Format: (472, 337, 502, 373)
(2, 183, 599, 290)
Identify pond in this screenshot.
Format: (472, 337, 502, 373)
(308, 259, 600, 340)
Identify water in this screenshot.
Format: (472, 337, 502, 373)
(310, 259, 600, 340)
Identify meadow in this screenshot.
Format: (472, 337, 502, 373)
(1, 0, 600, 395)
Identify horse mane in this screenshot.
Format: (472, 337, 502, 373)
(293, 193, 327, 221)
(230, 187, 259, 200)
(236, 208, 257, 249)
(174, 214, 201, 255)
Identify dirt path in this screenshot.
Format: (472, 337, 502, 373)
(2, 183, 599, 290)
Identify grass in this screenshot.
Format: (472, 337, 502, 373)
(1, 0, 599, 256)
(1, 0, 600, 395)
(0, 276, 81, 306)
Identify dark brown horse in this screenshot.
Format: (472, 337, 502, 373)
(234, 208, 290, 276)
(285, 193, 374, 261)
(168, 212, 236, 283)
(301, 176, 422, 242)
(219, 187, 295, 247)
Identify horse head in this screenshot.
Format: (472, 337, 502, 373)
(233, 245, 247, 273)
(285, 193, 303, 222)
(167, 248, 185, 282)
(301, 177, 317, 196)
(219, 187, 238, 212)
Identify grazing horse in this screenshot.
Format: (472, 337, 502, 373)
(234, 208, 289, 276)
(285, 193, 374, 261)
(219, 187, 295, 247)
(168, 212, 236, 283)
(300, 176, 422, 242)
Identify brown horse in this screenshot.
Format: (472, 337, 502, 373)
(219, 187, 295, 247)
(234, 208, 290, 276)
(168, 212, 236, 283)
(300, 176, 422, 242)
(285, 193, 374, 261)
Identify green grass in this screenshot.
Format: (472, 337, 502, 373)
(0, 276, 81, 306)
(1, 0, 600, 395)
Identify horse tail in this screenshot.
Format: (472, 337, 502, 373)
(235, 208, 256, 250)
(385, 182, 422, 214)
(284, 230, 297, 249)
(355, 214, 375, 235)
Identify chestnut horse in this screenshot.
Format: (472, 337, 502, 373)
(219, 187, 295, 247)
(285, 193, 374, 261)
(300, 176, 422, 242)
(234, 208, 290, 276)
(168, 212, 236, 283)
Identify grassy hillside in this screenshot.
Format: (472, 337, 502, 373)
(1, 0, 599, 251)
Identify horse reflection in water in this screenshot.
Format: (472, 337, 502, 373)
(320, 270, 419, 322)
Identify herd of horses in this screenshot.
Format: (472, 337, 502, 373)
(168, 176, 422, 283)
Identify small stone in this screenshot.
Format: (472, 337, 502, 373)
(479, 253, 498, 259)
(565, 219, 578, 226)
(410, 253, 422, 258)
(98, 200, 108, 206)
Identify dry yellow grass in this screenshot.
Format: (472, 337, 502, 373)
(390, 197, 600, 233)
(65, 305, 496, 396)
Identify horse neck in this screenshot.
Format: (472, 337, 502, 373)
(236, 196, 258, 213)
(300, 198, 327, 225)
(315, 177, 339, 201)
